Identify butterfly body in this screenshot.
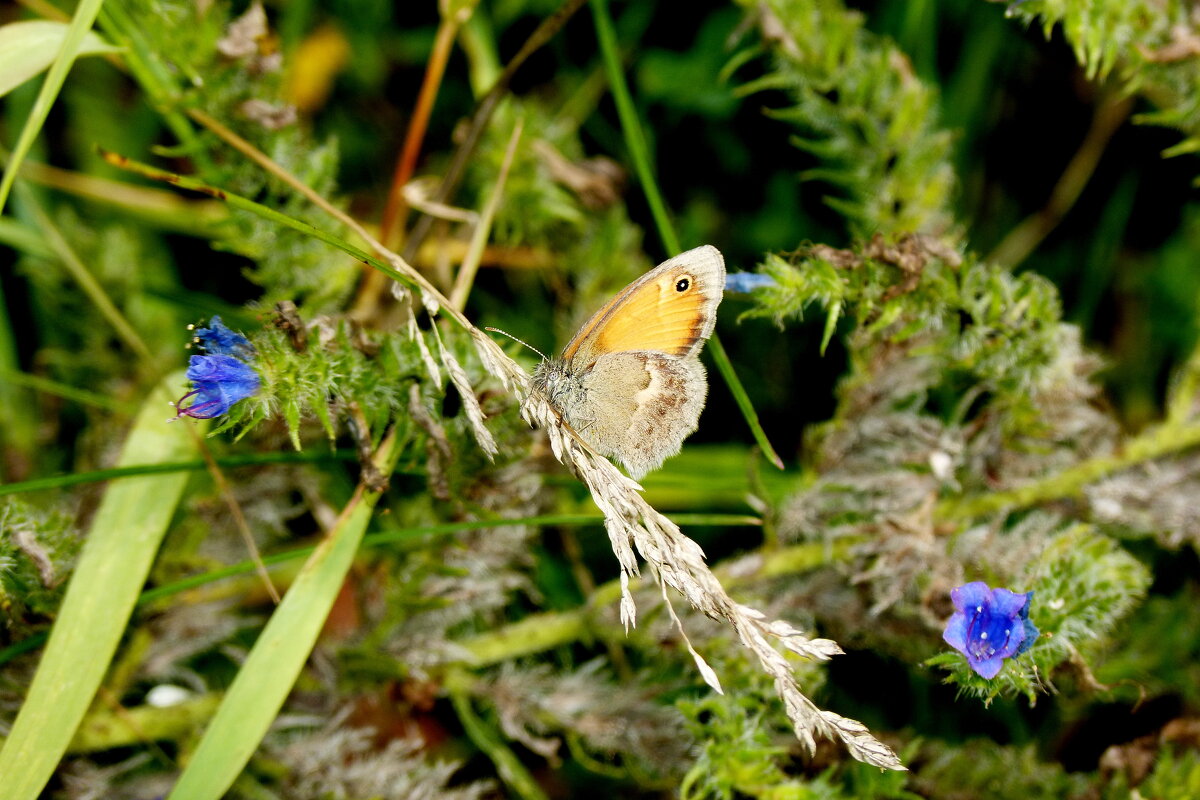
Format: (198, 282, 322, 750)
(532, 245, 726, 479)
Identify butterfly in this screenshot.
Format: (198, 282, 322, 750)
(531, 245, 726, 479)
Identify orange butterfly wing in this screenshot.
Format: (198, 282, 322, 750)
(562, 245, 725, 366)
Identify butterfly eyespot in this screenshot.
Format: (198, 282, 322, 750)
(675, 277, 691, 292)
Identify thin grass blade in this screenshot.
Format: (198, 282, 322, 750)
(589, 0, 785, 469)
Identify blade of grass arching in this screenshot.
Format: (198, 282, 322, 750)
(589, 0, 678, 253)
(101, 150, 481, 340)
(98, 150, 416, 290)
(705, 337, 785, 469)
(165, 430, 402, 800)
(0, 373, 202, 800)
(589, 0, 785, 469)
(0, 0, 108, 214)
(20, 160, 229, 237)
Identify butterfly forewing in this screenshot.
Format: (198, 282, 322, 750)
(562, 246, 725, 367)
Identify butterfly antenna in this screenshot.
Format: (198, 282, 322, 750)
(485, 327, 549, 361)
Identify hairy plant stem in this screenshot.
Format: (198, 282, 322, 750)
(938, 418, 1200, 519)
(447, 667, 550, 800)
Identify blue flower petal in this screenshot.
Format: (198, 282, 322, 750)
(971, 654, 1005, 680)
(989, 587, 1030, 619)
(725, 273, 777, 293)
(950, 581, 992, 612)
(193, 316, 255, 358)
(942, 611, 969, 652)
(176, 354, 259, 419)
(943, 581, 1039, 679)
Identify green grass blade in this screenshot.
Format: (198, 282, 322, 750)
(0, 373, 201, 800)
(0, 273, 35, 459)
(705, 336, 786, 469)
(20, 181, 152, 360)
(589, 0, 785, 470)
(165, 431, 402, 800)
(0, 0, 108, 213)
(589, 0, 678, 254)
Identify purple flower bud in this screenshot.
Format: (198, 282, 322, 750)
(725, 272, 777, 293)
(942, 581, 1039, 679)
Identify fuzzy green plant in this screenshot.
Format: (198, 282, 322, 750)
(1000, 0, 1200, 161)
(99, 0, 359, 309)
(733, 0, 958, 239)
(0, 500, 78, 630)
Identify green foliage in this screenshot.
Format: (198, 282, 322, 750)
(223, 319, 426, 446)
(678, 686, 919, 800)
(679, 689, 817, 800)
(462, 97, 651, 347)
(735, 0, 957, 238)
(101, 0, 358, 309)
(1097, 586, 1200, 706)
(915, 740, 1092, 800)
(1006, 0, 1200, 157)
(746, 236, 1064, 433)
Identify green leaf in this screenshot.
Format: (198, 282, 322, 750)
(0, 373, 201, 800)
(0, 20, 120, 99)
(820, 298, 841, 355)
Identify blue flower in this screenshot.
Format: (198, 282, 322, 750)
(174, 318, 259, 420)
(725, 273, 777, 293)
(191, 316, 255, 358)
(942, 581, 1039, 679)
